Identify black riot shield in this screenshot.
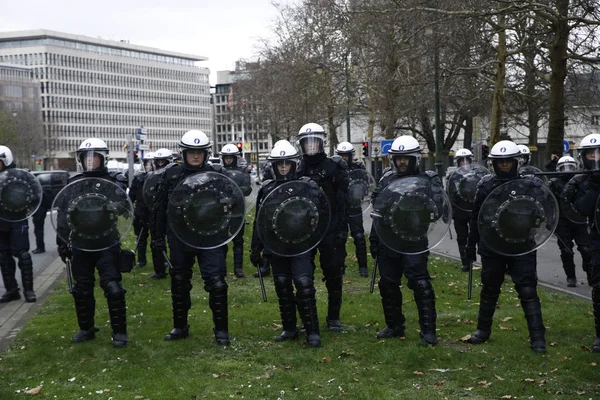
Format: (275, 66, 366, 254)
(479, 178, 558, 256)
(51, 178, 133, 251)
(371, 175, 451, 255)
(142, 164, 175, 209)
(347, 169, 376, 216)
(447, 164, 489, 212)
(561, 193, 587, 225)
(256, 180, 330, 257)
(225, 168, 257, 211)
(168, 171, 245, 249)
(0, 169, 43, 222)
(519, 166, 548, 185)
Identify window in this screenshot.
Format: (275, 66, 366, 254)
(592, 115, 600, 126)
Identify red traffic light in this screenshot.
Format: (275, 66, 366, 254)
(236, 142, 243, 150)
(362, 142, 369, 147)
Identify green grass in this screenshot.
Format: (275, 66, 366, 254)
(0, 225, 598, 399)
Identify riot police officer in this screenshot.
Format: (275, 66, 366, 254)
(564, 133, 600, 353)
(129, 152, 154, 268)
(0, 146, 37, 303)
(56, 138, 129, 347)
(253, 161, 276, 278)
(297, 123, 349, 331)
(220, 143, 252, 278)
(451, 148, 475, 272)
(549, 156, 591, 287)
(369, 136, 442, 345)
(466, 140, 548, 353)
(518, 144, 531, 166)
(145, 148, 174, 279)
(153, 130, 231, 345)
(250, 141, 323, 347)
(335, 141, 369, 277)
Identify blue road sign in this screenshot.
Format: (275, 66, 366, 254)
(380, 139, 394, 155)
(563, 140, 570, 153)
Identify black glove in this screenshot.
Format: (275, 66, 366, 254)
(250, 249, 262, 267)
(151, 237, 166, 253)
(465, 244, 477, 263)
(370, 241, 379, 259)
(58, 245, 71, 263)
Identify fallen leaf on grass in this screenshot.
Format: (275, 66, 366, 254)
(494, 374, 504, 381)
(320, 356, 332, 363)
(134, 396, 144, 400)
(500, 317, 513, 322)
(522, 378, 535, 384)
(463, 387, 473, 391)
(576, 391, 586, 395)
(500, 396, 513, 399)
(352, 378, 359, 382)
(25, 386, 42, 395)
(434, 380, 445, 387)
(369, 378, 375, 381)
(499, 325, 513, 330)
(549, 342, 557, 346)
(413, 371, 424, 376)
(459, 334, 472, 342)
(589, 362, 597, 366)
(477, 380, 492, 388)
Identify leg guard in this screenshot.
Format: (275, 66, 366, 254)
(274, 275, 298, 341)
(468, 285, 500, 345)
(325, 275, 343, 331)
(560, 253, 576, 281)
(354, 233, 369, 277)
(233, 239, 245, 278)
(0, 251, 20, 303)
(592, 286, 600, 353)
(517, 285, 546, 354)
(208, 277, 230, 345)
(377, 278, 405, 339)
(165, 273, 191, 341)
(413, 279, 438, 345)
(18, 252, 36, 302)
(296, 276, 320, 348)
(105, 281, 128, 347)
(71, 287, 96, 343)
(150, 247, 167, 278)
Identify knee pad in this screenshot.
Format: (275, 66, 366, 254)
(411, 279, 434, 298)
(295, 276, 315, 298)
(72, 284, 94, 299)
(515, 285, 538, 301)
(205, 276, 228, 294)
(353, 232, 365, 241)
(274, 275, 291, 288)
(0, 251, 11, 264)
(324, 275, 343, 292)
(378, 277, 398, 295)
(172, 273, 191, 292)
(104, 281, 126, 300)
(17, 251, 32, 265)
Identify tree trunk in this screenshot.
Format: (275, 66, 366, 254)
(489, 15, 507, 147)
(547, 0, 570, 156)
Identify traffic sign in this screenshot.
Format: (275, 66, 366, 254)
(563, 140, 570, 153)
(244, 142, 251, 151)
(138, 144, 150, 151)
(380, 139, 394, 155)
(137, 128, 148, 135)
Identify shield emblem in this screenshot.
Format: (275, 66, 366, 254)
(347, 169, 376, 216)
(447, 164, 489, 212)
(0, 169, 43, 222)
(371, 175, 451, 255)
(256, 180, 330, 257)
(51, 178, 133, 251)
(168, 171, 245, 249)
(478, 178, 558, 256)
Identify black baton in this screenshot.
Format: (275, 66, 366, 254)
(66, 258, 74, 294)
(370, 257, 379, 294)
(467, 261, 473, 300)
(254, 260, 267, 302)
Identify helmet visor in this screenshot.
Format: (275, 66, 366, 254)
(582, 148, 600, 170)
(80, 150, 102, 171)
(299, 136, 323, 156)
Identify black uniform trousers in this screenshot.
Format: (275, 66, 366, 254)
(133, 213, 149, 263)
(554, 220, 591, 280)
(0, 220, 32, 295)
(32, 204, 49, 251)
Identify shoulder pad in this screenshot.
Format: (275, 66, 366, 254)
(380, 170, 394, 181)
(352, 161, 366, 170)
(109, 171, 128, 183)
(330, 155, 348, 169)
(298, 176, 312, 183)
(424, 170, 438, 179)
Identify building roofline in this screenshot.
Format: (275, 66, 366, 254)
(0, 29, 208, 62)
(0, 62, 32, 71)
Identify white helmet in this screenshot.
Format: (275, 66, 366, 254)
(388, 135, 421, 175)
(77, 138, 109, 171)
(143, 152, 154, 160)
(179, 130, 211, 169)
(517, 144, 531, 165)
(335, 141, 355, 155)
(556, 155, 578, 173)
(153, 148, 172, 169)
(220, 143, 240, 168)
(488, 140, 521, 178)
(454, 148, 473, 166)
(297, 123, 326, 156)
(0, 145, 14, 169)
(578, 133, 600, 171)
(268, 140, 300, 181)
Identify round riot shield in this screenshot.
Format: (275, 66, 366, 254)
(256, 180, 330, 257)
(142, 168, 167, 208)
(519, 165, 548, 184)
(347, 169, 376, 216)
(447, 164, 488, 212)
(226, 168, 257, 211)
(371, 176, 451, 255)
(561, 194, 587, 225)
(478, 179, 558, 256)
(51, 178, 133, 251)
(0, 169, 43, 222)
(168, 171, 245, 249)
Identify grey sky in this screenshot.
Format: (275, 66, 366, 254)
(0, 0, 284, 83)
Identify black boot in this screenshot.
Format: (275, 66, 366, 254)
(165, 274, 191, 341)
(459, 245, 470, 272)
(105, 281, 128, 348)
(413, 279, 438, 345)
(561, 253, 577, 287)
(325, 276, 343, 331)
(377, 279, 405, 339)
(468, 285, 500, 345)
(274, 276, 299, 341)
(0, 252, 20, 303)
(72, 289, 97, 343)
(18, 252, 36, 302)
(517, 285, 546, 354)
(209, 277, 230, 345)
(297, 281, 320, 348)
(592, 287, 600, 353)
(355, 233, 369, 277)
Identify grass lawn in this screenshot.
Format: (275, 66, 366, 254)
(0, 225, 598, 399)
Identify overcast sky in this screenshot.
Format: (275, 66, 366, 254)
(0, 0, 286, 84)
